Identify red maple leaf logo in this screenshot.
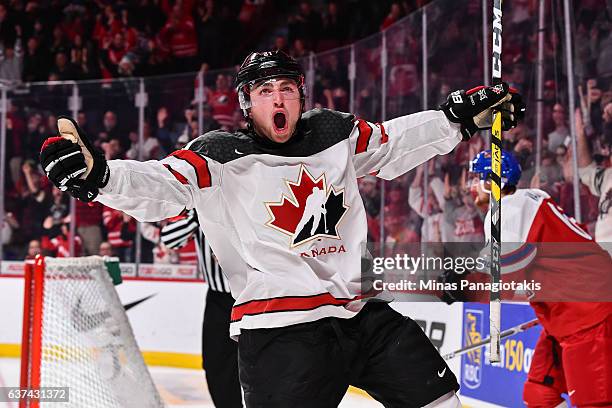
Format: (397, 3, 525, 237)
(265, 165, 326, 236)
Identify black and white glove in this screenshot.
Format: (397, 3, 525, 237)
(440, 82, 526, 141)
(40, 116, 109, 202)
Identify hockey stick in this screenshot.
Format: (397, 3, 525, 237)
(442, 318, 539, 361)
(489, 0, 503, 364)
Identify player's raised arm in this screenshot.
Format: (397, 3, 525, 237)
(350, 82, 525, 179)
(40, 117, 220, 222)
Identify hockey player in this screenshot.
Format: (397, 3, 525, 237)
(160, 210, 241, 408)
(444, 149, 612, 407)
(40, 50, 525, 407)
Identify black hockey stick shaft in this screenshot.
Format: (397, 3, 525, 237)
(489, 0, 503, 363)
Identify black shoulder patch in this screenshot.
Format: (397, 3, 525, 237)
(187, 109, 356, 163)
(298, 108, 356, 153)
(188, 130, 257, 163)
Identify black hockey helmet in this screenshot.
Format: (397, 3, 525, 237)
(235, 50, 305, 114)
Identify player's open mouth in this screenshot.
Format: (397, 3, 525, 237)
(273, 112, 287, 133)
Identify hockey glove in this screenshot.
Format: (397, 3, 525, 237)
(438, 269, 469, 305)
(40, 116, 109, 202)
(440, 82, 526, 141)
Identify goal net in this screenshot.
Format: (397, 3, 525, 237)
(20, 256, 165, 408)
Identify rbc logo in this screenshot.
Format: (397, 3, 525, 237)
(462, 310, 484, 389)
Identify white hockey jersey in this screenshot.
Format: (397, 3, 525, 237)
(481, 189, 612, 338)
(579, 163, 612, 242)
(95, 108, 462, 336)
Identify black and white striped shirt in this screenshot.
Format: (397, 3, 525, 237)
(160, 210, 231, 293)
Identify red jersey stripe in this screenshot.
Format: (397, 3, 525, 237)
(355, 119, 373, 154)
(230, 293, 363, 322)
(169, 150, 212, 188)
(376, 123, 389, 144)
(163, 164, 189, 185)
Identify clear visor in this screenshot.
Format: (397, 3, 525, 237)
(245, 78, 301, 107)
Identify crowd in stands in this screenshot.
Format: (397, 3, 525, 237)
(2, 0, 612, 264)
(0, 0, 431, 83)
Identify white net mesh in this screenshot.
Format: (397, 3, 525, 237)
(35, 256, 164, 408)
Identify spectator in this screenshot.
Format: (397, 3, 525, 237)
(6, 116, 23, 188)
(442, 170, 484, 253)
(273, 35, 289, 55)
(25, 239, 41, 260)
(511, 128, 536, 185)
(101, 139, 124, 160)
(206, 74, 238, 130)
(577, 108, 612, 242)
(201, 104, 221, 133)
(23, 113, 46, 161)
(555, 144, 568, 167)
(102, 207, 136, 262)
(76, 200, 104, 256)
(126, 122, 161, 160)
(319, 2, 347, 50)
(2, 211, 19, 247)
(49, 51, 78, 80)
(593, 17, 612, 78)
(288, 1, 323, 50)
(41, 187, 69, 233)
(604, 102, 612, 145)
(195, 0, 222, 68)
(48, 26, 68, 56)
(99, 241, 113, 257)
(409, 164, 445, 242)
(41, 223, 82, 257)
(157, 5, 198, 72)
(100, 32, 129, 78)
(92, 5, 123, 50)
(175, 132, 190, 150)
(15, 160, 49, 243)
(99, 110, 125, 149)
(0, 3, 17, 49)
(383, 205, 420, 256)
(76, 111, 94, 137)
(358, 175, 380, 218)
(290, 38, 308, 59)
(22, 37, 48, 82)
(178, 118, 199, 142)
(388, 63, 421, 117)
(155, 106, 177, 154)
(381, 2, 403, 31)
(530, 151, 564, 200)
(0, 46, 22, 81)
(547, 103, 570, 153)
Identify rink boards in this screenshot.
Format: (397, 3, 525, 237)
(0, 263, 553, 407)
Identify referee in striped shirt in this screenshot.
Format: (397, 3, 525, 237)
(161, 210, 242, 408)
